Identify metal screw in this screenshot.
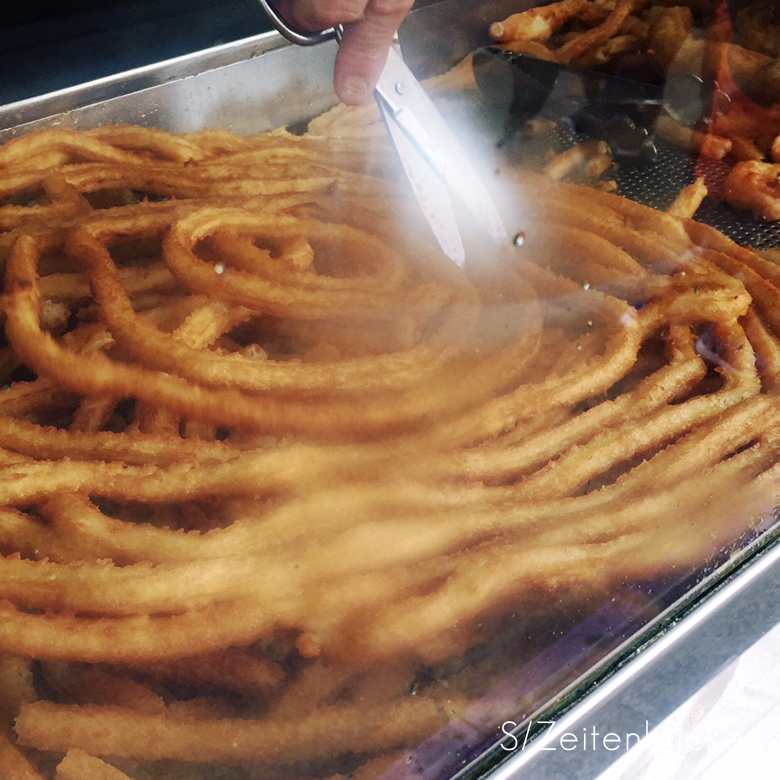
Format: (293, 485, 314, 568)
(395, 82, 406, 95)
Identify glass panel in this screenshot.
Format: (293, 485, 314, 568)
(1, 3, 779, 780)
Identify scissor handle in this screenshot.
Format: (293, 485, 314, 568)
(256, 0, 341, 46)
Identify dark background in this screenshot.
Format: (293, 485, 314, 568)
(0, 0, 273, 105)
(0, 0, 757, 107)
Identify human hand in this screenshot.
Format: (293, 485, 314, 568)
(277, 0, 416, 105)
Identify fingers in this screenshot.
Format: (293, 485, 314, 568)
(335, 5, 412, 105)
(275, 0, 415, 106)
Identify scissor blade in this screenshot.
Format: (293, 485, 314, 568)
(375, 48, 508, 248)
(378, 101, 465, 266)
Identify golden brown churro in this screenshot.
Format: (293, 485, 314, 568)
(0, 106, 778, 780)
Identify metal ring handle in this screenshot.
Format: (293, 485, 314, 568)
(256, 0, 340, 45)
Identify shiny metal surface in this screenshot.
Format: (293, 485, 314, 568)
(376, 46, 508, 258)
(0, 31, 337, 139)
(255, 0, 338, 45)
(378, 91, 466, 263)
(485, 535, 780, 779)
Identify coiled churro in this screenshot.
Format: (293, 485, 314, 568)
(0, 118, 779, 779)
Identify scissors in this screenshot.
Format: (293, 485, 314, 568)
(256, 0, 508, 266)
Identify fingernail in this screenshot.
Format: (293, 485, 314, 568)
(339, 76, 372, 105)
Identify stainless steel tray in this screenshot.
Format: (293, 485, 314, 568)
(0, 29, 337, 139)
(3, 5, 780, 779)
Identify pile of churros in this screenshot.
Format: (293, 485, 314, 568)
(2, 82, 780, 779)
(489, 0, 780, 219)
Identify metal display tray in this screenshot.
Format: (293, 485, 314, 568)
(3, 4, 780, 779)
(0, 29, 338, 140)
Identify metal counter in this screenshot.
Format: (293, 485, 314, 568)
(492, 534, 780, 779)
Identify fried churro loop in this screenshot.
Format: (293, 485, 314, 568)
(1, 120, 780, 780)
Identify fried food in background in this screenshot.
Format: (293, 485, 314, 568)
(3, 99, 780, 777)
(723, 159, 780, 219)
(489, 0, 780, 218)
(488, 0, 774, 86)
